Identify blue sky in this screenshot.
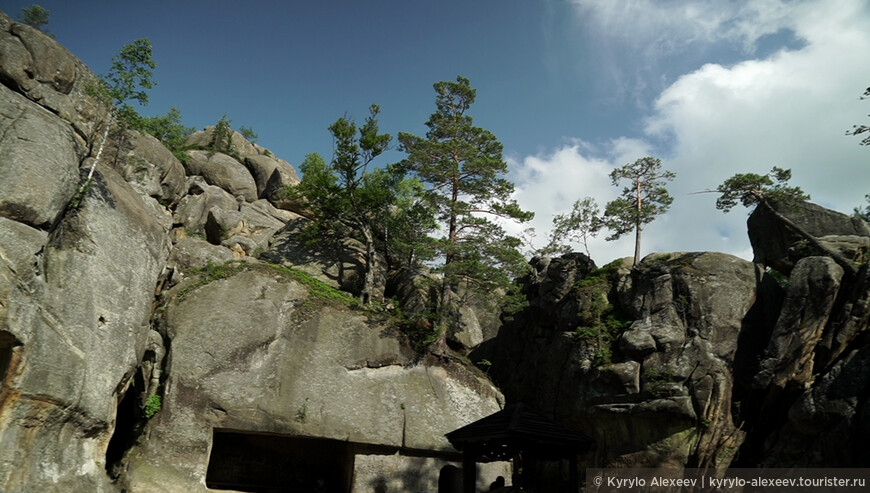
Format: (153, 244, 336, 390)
(4, 0, 869, 264)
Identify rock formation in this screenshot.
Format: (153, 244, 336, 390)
(1, 7, 868, 492)
(476, 200, 870, 471)
(0, 11, 507, 492)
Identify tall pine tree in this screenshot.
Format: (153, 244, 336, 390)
(398, 76, 532, 353)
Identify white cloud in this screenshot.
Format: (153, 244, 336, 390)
(512, 0, 870, 266)
(569, 0, 798, 54)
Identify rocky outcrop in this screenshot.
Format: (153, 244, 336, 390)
(123, 265, 506, 492)
(0, 12, 110, 142)
(115, 130, 187, 204)
(183, 149, 258, 202)
(748, 200, 870, 275)
(0, 84, 84, 228)
(479, 202, 870, 471)
(478, 252, 758, 468)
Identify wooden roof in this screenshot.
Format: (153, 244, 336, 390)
(445, 403, 594, 461)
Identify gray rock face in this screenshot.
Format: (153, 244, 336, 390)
(116, 130, 187, 204)
(123, 266, 504, 492)
(0, 84, 83, 228)
(479, 251, 757, 468)
(748, 201, 870, 275)
(0, 11, 110, 141)
(244, 154, 300, 198)
(0, 166, 171, 493)
(184, 149, 258, 202)
(260, 217, 385, 297)
(753, 257, 844, 390)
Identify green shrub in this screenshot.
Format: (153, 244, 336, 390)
(144, 394, 161, 418)
(211, 114, 234, 154)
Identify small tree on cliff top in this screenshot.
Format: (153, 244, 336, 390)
(19, 5, 52, 36)
(603, 157, 675, 265)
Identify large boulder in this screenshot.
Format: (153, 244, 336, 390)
(114, 130, 187, 204)
(123, 265, 505, 492)
(184, 126, 260, 158)
(183, 149, 258, 202)
(172, 176, 239, 233)
(753, 256, 844, 391)
(203, 202, 285, 254)
(244, 154, 300, 199)
(0, 84, 83, 228)
(0, 11, 110, 142)
(748, 201, 870, 275)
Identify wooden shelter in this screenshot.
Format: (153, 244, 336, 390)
(445, 403, 594, 492)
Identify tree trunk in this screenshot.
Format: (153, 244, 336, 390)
(426, 278, 452, 356)
(634, 177, 642, 265)
(360, 224, 376, 304)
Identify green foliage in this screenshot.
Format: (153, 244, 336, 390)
(543, 196, 601, 257)
(398, 76, 533, 332)
(847, 86, 870, 146)
(99, 39, 156, 128)
(177, 261, 238, 298)
(239, 125, 258, 143)
(715, 166, 809, 213)
(603, 157, 675, 265)
(284, 105, 417, 304)
(143, 394, 161, 418)
(766, 267, 790, 289)
(211, 114, 235, 154)
(643, 367, 678, 398)
(18, 4, 52, 36)
(571, 264, 632, 367)
(136, 106, 194, 163)
(177, 260, 356, 304)
(263, 264, 356, 303)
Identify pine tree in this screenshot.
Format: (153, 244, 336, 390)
(398, 76, 533, 352)
(603, 157, 675, 265)
(285, 105, 402, 303)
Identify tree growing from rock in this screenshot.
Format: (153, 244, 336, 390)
(398, 76, 533, 352)
(603, 157, 675, 265)
(210, 114, 234, 154)
(543, 196, 601, 257)
(714, 166, 856, 276)
(287, 105, 405, 304)
(99, 38, 156, 126)
(18, 4, 52, 36)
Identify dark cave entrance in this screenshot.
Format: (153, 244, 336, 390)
(206, 429, 354, 493)
(0, 331, 21, 389)
(104, 373, 145, 478)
